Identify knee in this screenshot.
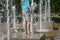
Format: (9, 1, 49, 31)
(27, 22, 30, 25)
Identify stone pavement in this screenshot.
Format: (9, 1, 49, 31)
(0, 22, 45, 40)
(55, 29, 60, 40)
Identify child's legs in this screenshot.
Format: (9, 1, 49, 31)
(26, 12, 31, 34)
(22, 11, 31, 34)
(22, 11, 28, 33)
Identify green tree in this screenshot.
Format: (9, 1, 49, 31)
(51, 0, 60, 13)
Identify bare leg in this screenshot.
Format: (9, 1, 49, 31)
(23, 21, 28, 34)
(27, 21, 30, 34)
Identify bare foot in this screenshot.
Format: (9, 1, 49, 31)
(28, 32, 31, 35)
(24, 32, 28, 34)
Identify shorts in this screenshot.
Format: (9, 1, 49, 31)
(22, 11, 31, 22)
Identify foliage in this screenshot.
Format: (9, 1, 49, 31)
(15, 0, 21, 14)
(51, 0, 60, 13)
(51, 16, 60, 22)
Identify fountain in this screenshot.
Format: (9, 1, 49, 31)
(5, 0, 52, 40)
(12, 5, 16, 29)
(6, 0, 10, 40)
(30, 0, 52, 32)
(36, 0, 52, 32)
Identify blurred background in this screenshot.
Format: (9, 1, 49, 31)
(0, 0, 60, 40)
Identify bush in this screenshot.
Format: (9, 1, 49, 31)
(51, 16, 60, 22)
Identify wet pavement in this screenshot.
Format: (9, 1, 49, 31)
(0, 22, 45, 40)
(55, 29, 60, 40)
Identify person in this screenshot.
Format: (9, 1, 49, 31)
(21, 0, 32, 34)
